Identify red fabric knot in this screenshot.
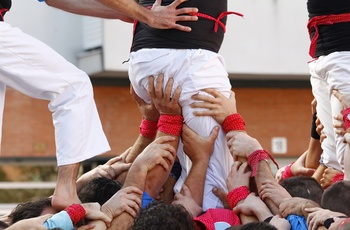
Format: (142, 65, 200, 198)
(139, 117, 158, 138)
(226, 185, 250, 209)
(64, 204, 86, 225)
(282, 162, 295, 180)
(0, 8, 9, 21)
(247, 150, 279, 177)
(307, 13, 350, 58)
(332, 172, 344, 184)
(343, 107, 350, 131)
(190, 11, 243, 33)
(193, 208, 241, 230)
(222, 113, 246, 133)
(157, 114, 184, 136)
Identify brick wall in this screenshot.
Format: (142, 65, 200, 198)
(0, 85, 314, 159)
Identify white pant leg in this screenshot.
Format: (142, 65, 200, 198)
(0, 22, 110, 166)
(310, 62, 338, 170)
(309, 52, 350, 171)
(129, 49, 233, 210)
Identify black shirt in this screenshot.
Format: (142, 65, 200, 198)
(307, 0, 350, 57)
(131, 0, 228, 53)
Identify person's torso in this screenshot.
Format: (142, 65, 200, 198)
(307, 0, 350, 57)
(131, 0, 228, 53)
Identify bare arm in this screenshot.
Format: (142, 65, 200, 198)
(45, 0, 133, 21)
(45, 0, 198, 31)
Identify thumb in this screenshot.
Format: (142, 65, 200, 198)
(181, 184, 192, 197)
(152, 0, 162, 7)
(209, 126, 220, 142)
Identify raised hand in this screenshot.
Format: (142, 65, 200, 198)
(148, 74, 182, 115)
(333, 89, 350, 111)
(181, 124, 219, 163)
(101, 186, 143, 220)
(226, 161, 251, 192)
(130, 84, 159, 122)
(226, 132, 262, 160)
(133, 136, 177, 172)
(259, 180, 291, 207)
(191, 89, 237, 124)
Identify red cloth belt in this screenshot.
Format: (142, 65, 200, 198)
(133, 8, 243, 35)
(307, 13, 350, 58)
(190, 11, 243, 33)
(0, 8, 8, 21)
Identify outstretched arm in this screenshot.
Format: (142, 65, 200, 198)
(45, 0, 198, 31)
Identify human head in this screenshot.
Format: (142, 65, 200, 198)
(130, 201, 195, 230)
(78, 177, 122, 205)
(8, 197, 55, 224)
(280, 175, 323, 205)
(226, 221, 278, 230)
(321, 180, 350, 216)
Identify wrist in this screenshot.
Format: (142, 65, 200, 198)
(222, 113, 246, 133)
(227, 186, 250, 209)
(157, 114, 183, 136)
(101, 205, 113, 220)
(139, 117, 158, 138)
(282, 162, 295, 180)
(247, 150, 279, 177)
(64, 204, 86, 225)
(324, 216, 348, 229)
(343, 107, 350, 131)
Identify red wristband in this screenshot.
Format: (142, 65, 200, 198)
(282, 162, 295, 180)
(222, 113, 246, 133)
(157, 114, 184, 136)
(64, 204, 86, 225)
(139, 117, 158, 138)
(343, 107, 350, 131)
(247, 150, 279, 177)
(226, 186, 250, 209)
(332, 172, 344, 184)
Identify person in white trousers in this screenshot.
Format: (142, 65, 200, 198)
(0, 0, 197, 214)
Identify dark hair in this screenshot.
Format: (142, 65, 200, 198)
(78, 177, 122, 205)
(226, 221, 278, 230)
(322, 180, 350, 216)
(130, 201, 195, 230)
(9, 197, 52, 224)
(280, 175, 323, 205)
(0, 220, 9, 230)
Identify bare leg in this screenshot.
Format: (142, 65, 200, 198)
(51, 163, 81, 210)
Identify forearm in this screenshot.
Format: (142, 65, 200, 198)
(183, 160, 209, 207)
(45, 0, 134, 21)
(107, 166, 147, 230)
(255, 161, 280, 215)
(125, 135, 154, 163)
(305, 138, 322, 169)
(123, 165, 147, 191)
(143, 132, 179, 198)
(97, 0, 151, 23)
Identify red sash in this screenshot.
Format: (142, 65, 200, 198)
(307, 13, 350, 58)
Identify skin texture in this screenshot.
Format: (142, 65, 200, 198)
(45, 0, 198, 31)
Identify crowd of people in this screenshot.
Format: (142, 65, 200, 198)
(1, 0, 350, 229)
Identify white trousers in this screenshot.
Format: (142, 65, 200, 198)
(129, 48, 233, 211)
(309, 51, 350, 171)
(0, 22, 110, 166)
